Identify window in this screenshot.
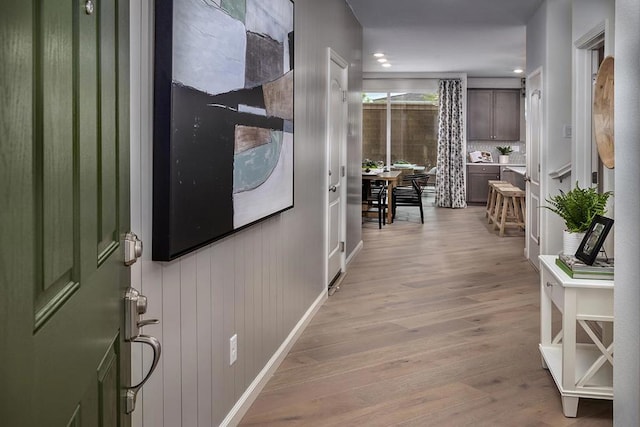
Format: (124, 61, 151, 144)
(363, 91, 439, 170)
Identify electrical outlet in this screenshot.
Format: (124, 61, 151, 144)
(230, 334, 237, 365)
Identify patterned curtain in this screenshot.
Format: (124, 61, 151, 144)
(435, 79, 467, 208)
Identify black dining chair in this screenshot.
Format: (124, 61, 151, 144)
(392, 173, 428, 224)
(362, 180, 387, 229)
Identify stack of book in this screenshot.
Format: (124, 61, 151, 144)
(555, 254, 614, 279)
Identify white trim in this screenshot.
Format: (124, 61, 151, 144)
(220, 289, 328, 427)
(385, 93, 391, 167)
(363, 78, 438, 92)
(549, 163, 572, 182)
(364, 71, 466, 80)
(573, 21, 606, 188)
(574, 21, 606, 49)
(363, 72, 466, 93)
(345, 240, 363, 267)
(526, 67, 543, 262)
(325, 48, 349, 288)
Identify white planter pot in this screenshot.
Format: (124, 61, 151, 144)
(563, 230, 586, 256)
(498, 155, 510, 164)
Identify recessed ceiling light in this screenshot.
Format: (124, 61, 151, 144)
(382, 63, 392, 68)
(513, 68, 524, 74)
(377, 58, 387, 63)
(373, 52, 385, 58)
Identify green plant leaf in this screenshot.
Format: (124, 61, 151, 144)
(542, 182, 613, 232)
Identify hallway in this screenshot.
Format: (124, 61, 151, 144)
(240, 205, 613, 426)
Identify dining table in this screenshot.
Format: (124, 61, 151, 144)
(362, 170, 403, 224)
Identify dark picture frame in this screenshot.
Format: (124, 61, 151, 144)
(575, 215, 614, 265)
(152, 0, 295, 261)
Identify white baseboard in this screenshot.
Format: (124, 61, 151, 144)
(220, 288, 328, 426)
(346, 240, 363, 266)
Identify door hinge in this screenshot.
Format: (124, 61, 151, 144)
(340, 241, 345, 252)
(592, 171, 599, 184)
(342, 90, 347, 102)
(341, 166, 346, 177)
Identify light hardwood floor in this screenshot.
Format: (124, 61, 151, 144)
(240, 203, 613, 426)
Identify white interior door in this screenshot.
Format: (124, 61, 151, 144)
(326, 51, 348, 287)
(526, 70, 543, 269)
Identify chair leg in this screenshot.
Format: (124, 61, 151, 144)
(378, 196, 386, 229)
(383, 203, 386, 226)
(419, 202, 424, 224)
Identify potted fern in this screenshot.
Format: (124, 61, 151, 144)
(496, 146, 513, 164)
(544, 182, 613, 255)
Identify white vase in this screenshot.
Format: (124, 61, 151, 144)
(563, 230, 586, 256)
(498, 155, 510, 164)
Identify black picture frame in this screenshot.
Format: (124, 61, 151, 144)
(575, 215, 614, 265)
(152, 0, 295, 261)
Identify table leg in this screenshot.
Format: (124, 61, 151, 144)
(387, 181, 395, 224)
(562, 396, 579, 417)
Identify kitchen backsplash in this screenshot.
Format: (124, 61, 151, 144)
(467, 141, 526, 164)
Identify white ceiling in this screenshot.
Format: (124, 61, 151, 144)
(345, 0, 545, 77)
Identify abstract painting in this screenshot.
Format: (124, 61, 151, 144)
(153, 0, 294, 261)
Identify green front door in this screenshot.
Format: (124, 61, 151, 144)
(1, 1, 131, 426)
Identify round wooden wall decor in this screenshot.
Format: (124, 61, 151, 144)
(593, 56, 615, 169)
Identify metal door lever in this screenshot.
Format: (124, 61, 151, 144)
(124, 335, 161, 413)
(137, 319, 159, 328)
(329, 185, 337, 192)
(123, 287, 162, 413)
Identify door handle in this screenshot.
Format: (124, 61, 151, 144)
(124, 335, 161, 414)
(124, 287, 158, 341)
(329, 185, 337, 192)
(524, 174, 531, 182)
(123, 287, 162, 413)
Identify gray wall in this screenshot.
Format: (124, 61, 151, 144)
(129, 1, 362, 426)
(528, 0, 639, 423)
(614, 1, 640, 424)
(526, 0, 572, 255)
(295, 0, 363, 256)
(572, 0, 615, 46)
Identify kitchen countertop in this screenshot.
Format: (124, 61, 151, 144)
(503, 166, 526, 176)
(467, 163, 526, 167)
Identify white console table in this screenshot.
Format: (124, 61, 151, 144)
(538, 255, 614, 417)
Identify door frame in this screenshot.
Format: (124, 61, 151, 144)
(573, 20, 615, 255)
(573, 21, 607, 188)
(324, 48, 348, 289)
(526, 67, 543, 269)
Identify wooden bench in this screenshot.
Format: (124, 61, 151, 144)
(489, 183, 525, 236)
(485, 180, 508, 222)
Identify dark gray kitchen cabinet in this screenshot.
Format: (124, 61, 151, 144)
(467, 164, 501, 203)
(467, 89, 520, 141)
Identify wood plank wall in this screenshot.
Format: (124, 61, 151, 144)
(129, 1, 363, 425)
(134, 218, 322, 426)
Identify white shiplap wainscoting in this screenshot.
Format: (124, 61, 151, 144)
(129, 0, 363, 425)
(135, 218, 327, 426)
